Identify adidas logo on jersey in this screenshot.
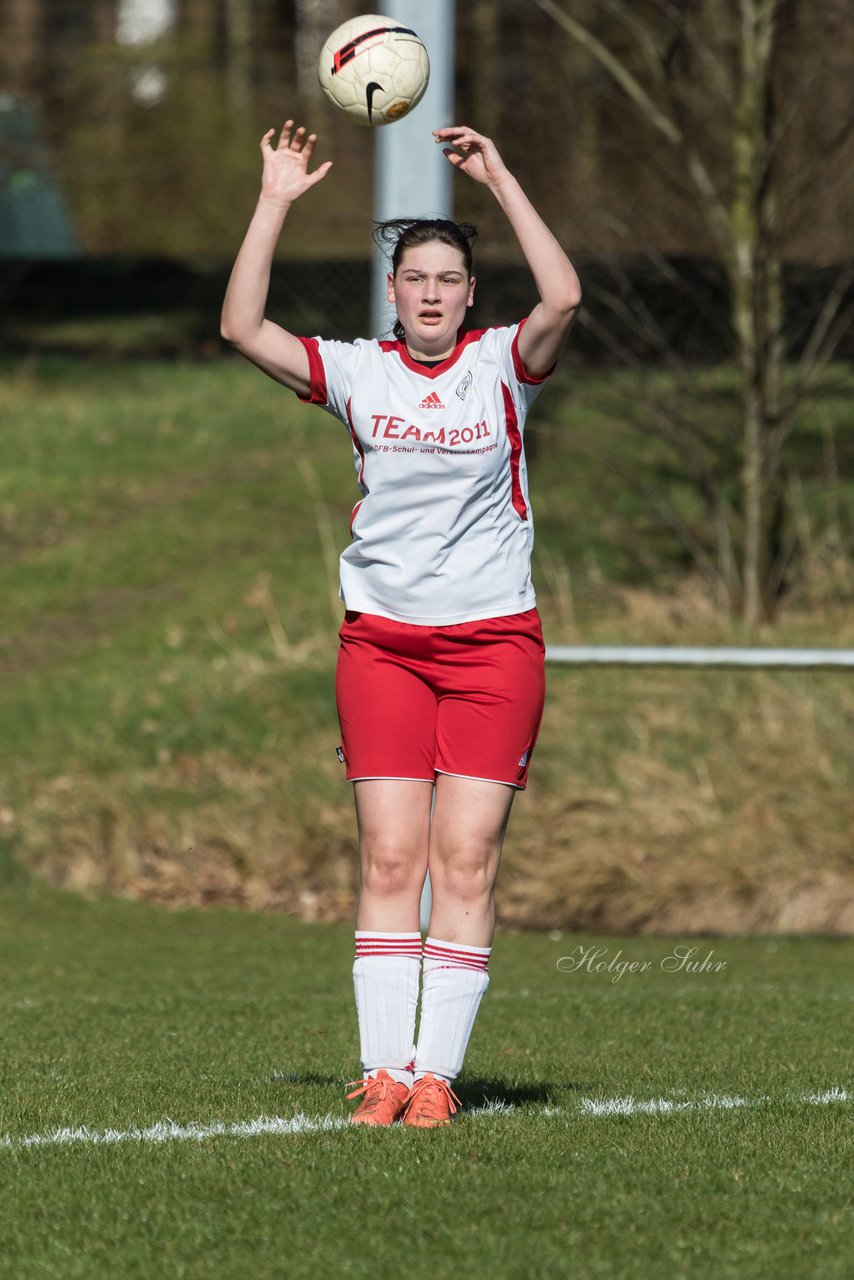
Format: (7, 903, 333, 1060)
(418, 391, 445, 410)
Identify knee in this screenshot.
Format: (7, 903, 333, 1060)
(431, 839, 498, 903)
(361, 839, 425, 898)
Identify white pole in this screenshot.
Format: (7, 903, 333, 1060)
(371, 0, 456, 339)
(368, 0, 455, 930)
(545, 646, 854, 669)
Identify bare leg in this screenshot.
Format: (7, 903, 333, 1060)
(426, 774, 516, 946)
(353, 779, 434, 932)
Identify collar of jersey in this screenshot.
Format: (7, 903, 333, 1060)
(383, 328, 486, 379)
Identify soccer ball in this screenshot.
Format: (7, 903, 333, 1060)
(317, 14, 430, 127)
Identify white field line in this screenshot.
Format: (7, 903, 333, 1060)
(1, 1088, 848, 1152)
(1, 1114, 348, 1150)
(573, 1087, 850, 1117)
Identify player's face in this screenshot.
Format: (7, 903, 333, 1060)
(388, 241, 476, 359)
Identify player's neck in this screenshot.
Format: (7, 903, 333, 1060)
(409, 353, 447, 367)
(404, 340, 455, 363)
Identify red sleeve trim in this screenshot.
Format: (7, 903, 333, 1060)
(295, 336, 328, 404)
(511, 318, 556, 386)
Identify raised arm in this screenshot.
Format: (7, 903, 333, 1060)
(221, 122, 332, 394)
(434, 126, 581, 378)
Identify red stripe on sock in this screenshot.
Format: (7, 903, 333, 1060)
(356, 947, 422, 958)
(423, 941, 490, 971)
(424, 942, 490, 958)
(355, 943, 421, 949)
(355, 935, 422, 959)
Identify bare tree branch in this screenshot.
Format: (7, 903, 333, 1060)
(573, 309, 738, 592)
(533, 0, 731, 253)
(597, 211, 733, 350)
(569, 433, 733, 600)
(647, 0, 733, 105)
(774, 262, 854, 448)
(532, 0, 680, 142)
(781, 106, 854, 220)
(538, 0, 849, 621)
(595, 0, 671, 80)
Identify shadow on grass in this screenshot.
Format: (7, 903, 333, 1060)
(268, 1072, 344, 1088)
(455, 1078, 589, 1110)
(270, 1072, 591, 1111)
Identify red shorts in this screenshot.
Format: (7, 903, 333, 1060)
(335, 609, 546, 789)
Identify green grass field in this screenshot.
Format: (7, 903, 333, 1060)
(1, 886, 851, 1279)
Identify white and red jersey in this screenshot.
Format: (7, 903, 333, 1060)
(296, 321, 550, 625)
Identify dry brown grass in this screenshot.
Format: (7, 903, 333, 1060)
(20, 751, 359, 923)
(503, 594, 854, 933)
(22, 739, 852, 936)
(505, 778, 854, 936)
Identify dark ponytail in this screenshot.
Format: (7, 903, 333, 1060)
(373, 217, 478, 339)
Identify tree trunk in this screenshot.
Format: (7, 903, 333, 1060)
(729, 0, 781, 624)
(1, 0, 44, 94)
(224, 0, 253, 116)
(470, 0, 501, 140)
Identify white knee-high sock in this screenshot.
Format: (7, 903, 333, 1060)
(413, 937, 491, 1083)
(353, 931, 422, 1086)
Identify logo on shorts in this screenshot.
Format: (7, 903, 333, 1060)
(455, 371, 473, 401)
(418, 391, 445, 410)
(518, 750, 529, 768)
(336, 746, 345, 764)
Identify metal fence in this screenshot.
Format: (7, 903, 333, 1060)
(545, 647, 854, 670)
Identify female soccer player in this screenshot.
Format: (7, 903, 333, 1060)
(221, 121, 581, 1127)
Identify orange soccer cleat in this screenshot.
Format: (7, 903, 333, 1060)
(346, 1069, 411, 1126)
(401, 1073, 461, 1128)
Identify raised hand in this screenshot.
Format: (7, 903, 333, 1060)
(260, 121, 332, 207)
(433, 126, 510, 188)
